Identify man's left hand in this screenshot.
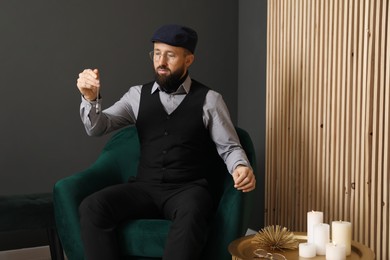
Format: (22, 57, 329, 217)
(232, 165, 256, 192)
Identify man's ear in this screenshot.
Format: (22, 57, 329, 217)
(185, 54, 195, 68)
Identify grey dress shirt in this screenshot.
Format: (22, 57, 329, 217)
(80, 75, 251, 174)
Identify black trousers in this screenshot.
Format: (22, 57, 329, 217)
(79, 179, 214, 260)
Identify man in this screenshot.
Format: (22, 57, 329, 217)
(77, 24, 256, 260)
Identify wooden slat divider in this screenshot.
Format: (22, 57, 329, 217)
(265, 0, 389, 258)
(383, 0, 390, 256)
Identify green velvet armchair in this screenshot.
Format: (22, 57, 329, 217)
(53, 126, 256, 260)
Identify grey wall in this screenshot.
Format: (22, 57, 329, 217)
(238, 0, 267, 231)
(0, 0, 267, 250)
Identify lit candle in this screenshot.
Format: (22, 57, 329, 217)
(314, 223, 330, 255)
(326, 242, 346, 260)
(307, 211, 323, 243)
(299, 242, 316, 258)
(332, 220, 352, 256)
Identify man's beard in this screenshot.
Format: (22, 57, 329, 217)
(155, 66, 186, 94)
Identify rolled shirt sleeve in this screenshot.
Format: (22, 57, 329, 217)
(79, 86, 141, 136)
(203, 90, 252, 174)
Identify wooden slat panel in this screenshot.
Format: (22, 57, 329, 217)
(265, 0, 390, 258)
(383, 2, 390, 259)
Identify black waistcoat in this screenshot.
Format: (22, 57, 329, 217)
(135, 80, 220, 183)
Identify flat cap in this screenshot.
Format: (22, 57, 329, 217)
(151, 24, 198, 53)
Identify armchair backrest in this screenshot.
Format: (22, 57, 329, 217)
(98, 126, 141, 182)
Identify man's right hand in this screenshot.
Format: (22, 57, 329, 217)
(77, 69, 100, 101)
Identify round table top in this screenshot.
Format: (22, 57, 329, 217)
(228, 232, 375, 260)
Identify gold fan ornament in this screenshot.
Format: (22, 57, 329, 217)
(251, 225, 299, 251)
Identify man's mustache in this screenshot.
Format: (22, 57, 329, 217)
(157, 66, 170, 71)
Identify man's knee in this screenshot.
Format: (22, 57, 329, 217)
(79, 192, 113, 226)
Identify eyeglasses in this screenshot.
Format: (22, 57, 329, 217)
(253, 249, 287, 260)
(149, 51, 177, 63)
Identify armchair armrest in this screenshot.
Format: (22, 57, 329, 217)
(54, 127, 141, 260)
(53, 152, 125, 260)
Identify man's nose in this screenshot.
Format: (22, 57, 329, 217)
(158, 54, 168, 65)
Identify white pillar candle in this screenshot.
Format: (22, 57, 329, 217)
(299, 243, 316, 258)
(307, 211, 323, 243)
(326, 243, 346, 260)
(332, 221, 352, 256)
(314, 223, 330, 255)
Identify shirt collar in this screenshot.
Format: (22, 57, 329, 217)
(151, 75, 192, 95)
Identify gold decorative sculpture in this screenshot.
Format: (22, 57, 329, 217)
(251, 225, 299, 251)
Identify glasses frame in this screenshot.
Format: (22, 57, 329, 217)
(149, 50, 178, 63)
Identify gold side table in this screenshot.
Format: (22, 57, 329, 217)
(228, 233, 375, 260)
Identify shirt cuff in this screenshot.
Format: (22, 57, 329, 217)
(230, 160, 252, 174)
(81, 95, 100, 111)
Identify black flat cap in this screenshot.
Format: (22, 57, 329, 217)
(151, 24, 198, 53)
